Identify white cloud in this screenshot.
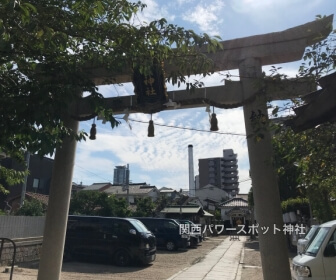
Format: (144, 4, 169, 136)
(228, 0, 328, 35)
(132, 0, 177, 23)
(181, 0, 226, 35)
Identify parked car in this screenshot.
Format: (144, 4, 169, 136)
(292, 220, 336, 280)
(64, 215, 156, 266)
(176, 219, 203, 246)
(134, 217, 190, 251)
(297, 225, 319, 255)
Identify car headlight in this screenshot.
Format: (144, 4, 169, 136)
(145, 243, 150, 249)
(296, 265, 311, 277)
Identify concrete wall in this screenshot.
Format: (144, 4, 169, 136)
(0, 237, 43, 266)
(0, 216, 45, 265)
(0, 216, 45, 239)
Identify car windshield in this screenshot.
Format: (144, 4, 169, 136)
(165, 220, 179, 229)
(305, 226, 318, 240)
(130, 219, 150, 233)
(305, 227, 330, 256)
(179, 220, 194, 225)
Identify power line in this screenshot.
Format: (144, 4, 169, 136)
(116, 117, 246, 137)
(75, 164, 113, 183)
(239, 178, 251, 183)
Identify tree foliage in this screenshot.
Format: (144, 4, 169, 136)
(69, 190, 130, 217)
(269, 16, 336, 223)
(132, 197, 155, 217)
(0, 164, 27, 194)
(15, 198, 45, 216)
(272, 123, 336, 222)
(272, 16, 336, 222)
(0, 0, 221, 193)
(154, 195, 170, 213)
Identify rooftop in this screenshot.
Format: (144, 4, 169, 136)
(104, 184, 157, 195)
(220, 197, 249, 208)
(26, 192, 49, 206)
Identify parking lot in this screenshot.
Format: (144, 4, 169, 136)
(1, 236, 227, 280)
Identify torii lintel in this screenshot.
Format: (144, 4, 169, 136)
(74, 15, 333, 118)
(87, 15, 333, 85)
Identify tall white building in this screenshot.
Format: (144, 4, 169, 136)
(198, 149, 239, 196)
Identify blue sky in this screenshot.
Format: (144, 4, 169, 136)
(72, 0, 335, 194)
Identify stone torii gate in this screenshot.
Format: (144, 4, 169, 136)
(37, 16, 333, 280)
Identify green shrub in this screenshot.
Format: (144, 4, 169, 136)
(281, 197, 309, 213)
(15, 199, 45, 216)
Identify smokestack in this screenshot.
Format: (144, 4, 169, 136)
(188, 145, 195, 197)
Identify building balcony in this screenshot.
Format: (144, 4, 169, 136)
(221, 171, 238, 177)
(222, 159, 238, 165)
(222, 165, 238, 171)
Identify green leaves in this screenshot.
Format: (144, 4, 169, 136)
(272, 122, 336, 221)
(132, 197, 155, 217)
(69, 190, 131, 217)
(15, 199, 45, 216)
(0, 0, 222, 194)
(0, 165, 27, 194)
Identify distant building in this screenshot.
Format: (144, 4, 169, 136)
(83, 182, 112, 192)
(195, 184, 229, 211)
(82, 182, 158, 204)
(71, 182, 87, 197)
(0, 154, 54, 211)
(158, 187, 179, 200)
(198, 149, 239, 196)
(103, 183, 158, 204)
(113, 164, 130, 185)
(219, 197, 251, 229)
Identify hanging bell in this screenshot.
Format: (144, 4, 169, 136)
(210, 113, 219, 131)
(148, 120, 154, 137)
(89, 124, 97, 140)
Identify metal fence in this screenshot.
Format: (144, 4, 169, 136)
(0, 216, 45, 239)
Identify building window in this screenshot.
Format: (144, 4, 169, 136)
(33, 178, 40, 190)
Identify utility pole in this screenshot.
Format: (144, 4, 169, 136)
(20, 151, 30, 207)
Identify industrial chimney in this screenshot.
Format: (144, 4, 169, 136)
(188, 144, 195, 197)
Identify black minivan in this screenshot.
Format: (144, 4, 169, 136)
(135, 217, 190, 251)
(64, 215, 156, 266)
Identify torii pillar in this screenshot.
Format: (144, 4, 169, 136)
(240, 57, 290, 279)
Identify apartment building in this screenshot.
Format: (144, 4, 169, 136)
(198, 149, 239, 196)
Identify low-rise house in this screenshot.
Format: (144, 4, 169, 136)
(158, 187, 179, 200)
(160, 205, 205, 222)
(103, 183, 159, 204)
(83, 182, 112, 192)
(219, 197, 251, 231)
(5, 191, 50, 213)
(195, 184, 229, 211)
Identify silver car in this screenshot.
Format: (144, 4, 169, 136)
(296, 225, 319, 254)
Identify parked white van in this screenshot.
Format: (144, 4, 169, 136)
(292, 220, 336, 280)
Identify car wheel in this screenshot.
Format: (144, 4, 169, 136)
(166, 241, 176, 251)
(114, 249, 131, 266)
